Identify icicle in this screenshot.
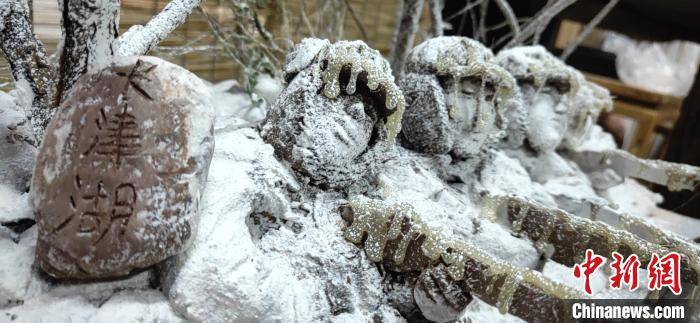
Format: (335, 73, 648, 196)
(344, 196, 584, 303)
(319, 41, 405, 112)
(666, 167, 697, 192)
(648, 289, 660, 300)
(314, 41, 407, 148)
(496, 271, 523, 314)
(345, 64, 362, 95)
(485, 195, 700, 286)
(512, 204, 529, 234)
(479, 195, 505, 222)
(344, 197, 395, 262)
(589, 203, 600, 221)
(620, 211, 700, 285)
(474, 78, 487, 131)
(534, 214, 554, 254)
(394, 226, 420, 264)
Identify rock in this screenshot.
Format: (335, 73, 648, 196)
(30, 56, 215, 279)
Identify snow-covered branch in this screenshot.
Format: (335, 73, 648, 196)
(0, 0, 55, 139)
(116, 0, 202, 57)
(493, 0, 519, 41)
(505, 0, 577, 48)
(389, 0, 424, 80)
(57, 0, 120, 102)
(560, 0, 619, 61)
(427, 0, 444, 37)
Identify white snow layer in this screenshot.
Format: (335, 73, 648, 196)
(0, 89, 37, 193)
(161, 125, 401, 321)
(1, 72, 695, 322)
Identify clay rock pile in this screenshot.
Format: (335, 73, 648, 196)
(30, 57, 215, 279)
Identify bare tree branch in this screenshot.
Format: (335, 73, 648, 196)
(493, 0, 520, 42)
(560, 0, 619, 61)
(445, 0, 485, 22)
(57, 0, 120, 102)
(344, 0, 369, 42)
(0, 0, 55, 140)
(317, 0, 346, 42)
(389, 0, 424, 80)
(299, 0, 316, 37)
(486, 16, 530, 33)
(116, 0, 202, 56)
(427, 0, 444, 37)
(477, 0, 489, 42)
(468, 4, 478, 39)
(505, 0, 577, 48)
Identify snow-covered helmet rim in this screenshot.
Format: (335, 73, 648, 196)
(282, 38, 406, 148)
(404, 36, 516, 96)
(564, 80, 614, 148)
(495, 45, 583, 101)
(399, 37, 521, 155)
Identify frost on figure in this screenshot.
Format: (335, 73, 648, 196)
(399, 36, 515, 159)
(343, 196, 583, 322)
(393, 37, 700, 315)
(398, 37, 554, 205)
(494, 46, 586, 183)
(30, 57, 215, 279)
(489, 46, 700, 298)
(262, 38, 405, 188)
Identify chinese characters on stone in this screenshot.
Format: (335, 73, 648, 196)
(71, 105, 141, 242)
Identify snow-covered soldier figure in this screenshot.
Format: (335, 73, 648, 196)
(494, 45, 587, 183)
(398, 36, 556, 205)
(262, 38, 405, 189)
(399, 36, 514, 163)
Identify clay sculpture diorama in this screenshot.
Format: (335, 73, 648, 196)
(261, 37, 574, 322)
(563, 85, 700, 193)
(6, 36, 700, 323)
(160, 39, 410, 322)
(492, 46, 700, 271)
(494, 46, 586, 183)
(378, 36, 700, 321)
(398, 38, 558, 210)
(400, 36, 514, 158)
(340, 36, 581, 321)
(496, 45, 699, 199)
(30, 57, 215, 279)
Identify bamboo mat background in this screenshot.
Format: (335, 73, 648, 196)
(1, 0, 432, 90)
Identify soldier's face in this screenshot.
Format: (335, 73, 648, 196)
(297, 98, 374, 166)
(444, 76, 497, 157)
(523, 84, 568, 152)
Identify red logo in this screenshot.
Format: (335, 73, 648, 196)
(572, 250, 683, 295)
(609, 252, 640, 291)
(573, 249, 605, 295)
(647, 252, 682, 295)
